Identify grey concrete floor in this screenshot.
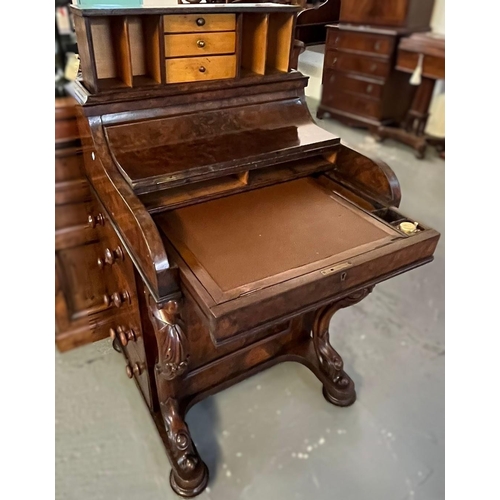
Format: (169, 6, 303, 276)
(56, 87, 445, 500)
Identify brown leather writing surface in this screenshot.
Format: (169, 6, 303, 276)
(156, 178, 398, 299)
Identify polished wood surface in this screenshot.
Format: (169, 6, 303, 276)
(65, 4, 440, 496)
(339, 0, 435, 29)
(295, 0, 340, 46)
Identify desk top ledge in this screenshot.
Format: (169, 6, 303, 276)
(70, 3, 300, 17)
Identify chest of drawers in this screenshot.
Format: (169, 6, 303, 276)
(318, 25, 416, 132)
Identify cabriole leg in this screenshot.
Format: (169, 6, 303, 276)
(161, 397, 208, 498)
(311, 287, 374, 407)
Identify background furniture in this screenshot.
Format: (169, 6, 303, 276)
(55, 97, 112, 351)
(295, 0, 340, 46)
(377, 32, 445, 158)
(317, 0, 436, 132)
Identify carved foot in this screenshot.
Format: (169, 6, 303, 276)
(162, 398, 209, 498)
(312, 288, 374, 407)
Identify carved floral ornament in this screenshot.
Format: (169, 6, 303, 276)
(147, 296, 190, 380)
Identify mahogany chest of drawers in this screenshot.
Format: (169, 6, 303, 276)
(317, 25, 416, 131)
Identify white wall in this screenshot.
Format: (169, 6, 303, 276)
(431, 0, 445, 35)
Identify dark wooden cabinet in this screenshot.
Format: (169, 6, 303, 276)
(65, 4, 439, 497)
(318, 25, 416, 130)
(55, 98, 116, 351)
(318, 0, 436, 131)
(339, 0, 435, 29)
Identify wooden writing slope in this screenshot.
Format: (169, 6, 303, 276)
(68, 3, 439, 497)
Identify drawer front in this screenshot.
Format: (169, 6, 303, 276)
(123, 336, 152, 409)
(325, 51, 390, 79)
(55, 201, 91, 231)
(327, 30, 394, 58)
(396, 50, 445, 80)
(322, 88, 382, 119)
(164, 14, 235, 33)
(323, 70, 384, 100)
(166, 55, 236, 84)
(55, 147, 85, 183)
(55, 116, 79, 144)
(164, 31, 236, 58)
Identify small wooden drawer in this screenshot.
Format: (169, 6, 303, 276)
(55, 201, 91, 231)
(396, 50, 445, 80)
(322, 88, 382, 119)
(166, 55, 236, 84)
(163, 14, 235, 33)
(164, 31, 236, 58)
(323, 70, 384, 100)
(327, 30, 394, 58)
(325, 51, 390, 80)
(123, 337, 152, 409)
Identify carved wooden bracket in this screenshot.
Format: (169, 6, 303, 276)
(312, 287, 374, 388)
(147, 296, 189, 381)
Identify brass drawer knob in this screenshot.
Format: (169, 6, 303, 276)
(196, 17, 205, 26)
(125, 364, 134, 379)
(97, 257, 105, 269)
(335, 36, 340, 44)
(366, 84, 373, 94)
(370, 63, 378, 72)
(199, 66, 206, 73)
(374, 41, 382, 51)
(88, 213, 105, 228)
(197, 40, 205, 48)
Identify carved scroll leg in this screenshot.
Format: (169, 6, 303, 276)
(161, 397, 209, 498)
(312, 287, 374, 407)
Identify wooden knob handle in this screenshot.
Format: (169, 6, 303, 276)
(104, 246, 124, 266)
(370, 63, 378, 72)
(133, 363, 142, 376)
(374, 41, 382, 51)
(97, 257, 105, 269)
(88, 213, 105, 228)
(199, 66, 206, 73)
(366, 84, 373, 94)
(197, 40, 205, 48)
(118, 326, 136, 346)
(125, 364, 133, 378)
(104, 291, 129, 308)
(196, 17, 205, 26)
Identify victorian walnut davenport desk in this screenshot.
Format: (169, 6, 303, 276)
(69, 4, 439, 497)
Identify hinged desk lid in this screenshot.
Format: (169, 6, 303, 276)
(104, 96, 340, 194)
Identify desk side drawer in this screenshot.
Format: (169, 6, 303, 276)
(323, 70, 384, 100)
(164, 31, 236, 58)
(327, 30, 394, 58)
(325, 51, 390, 80)
(322, 88, 382, 119)
(164, 14, 235, 33)
(166, 54, 236, 84)
(396, 50, 445, 80)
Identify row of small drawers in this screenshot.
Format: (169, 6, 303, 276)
(164, 14, 236, 84)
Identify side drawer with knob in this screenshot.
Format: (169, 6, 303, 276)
(322, 70, 384, 100)
(109, 321, 153, 409)
(326, 30, 394, 58)
(325, 50, 390, 80)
